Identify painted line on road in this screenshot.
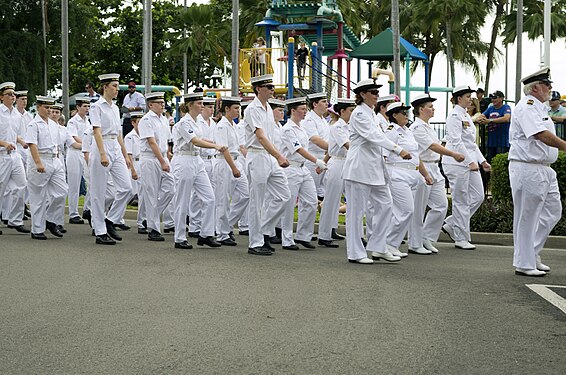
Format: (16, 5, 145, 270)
(458, 243, 566, 253)
(526, 284, 566, 315)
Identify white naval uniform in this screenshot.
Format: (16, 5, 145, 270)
(342, 103, 402, 261)
(81, 127, 93, 212)
(408, 117, 449, 249)
(302, 110, 329, 198)
(53, 125, 75, 227)
(318, 118, 349, 241)
(384, 123, 423, 249)
(262, 120, 283, 236)
(244, 97, 291, 248)
(88, 98, 133, 236)
(280, 119, 318, 246)
(124, 129, 145, 228)
(509, 95, 561, 270)
(171, 114, 215, 244)
(441, 105, 486, 242)
(66, 113, 88, 220)
(188, 115, 216, 234)
(234, 120, 249, 231)
(25, 115, 68, 234)
(0, 104, 26, 227)
(138, 111, 175, 233)
(212, 116, 249, 241)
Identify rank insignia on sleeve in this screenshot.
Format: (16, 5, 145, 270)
(527, 99, 534, 105)
(387, 125, 394, 130)
(293, 141, 300, 147)
(543, 117, 549, 121)
(462, 121, 470, 129)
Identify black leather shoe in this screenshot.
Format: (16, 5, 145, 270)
(282, 244, 299, 251)
(138, 227, 148, 234)
(142, 219, 147, 229)
(228, 231, 235, 241)
(296, 240, 315, 249)
(331, 228, 345, 240)
(197, 236, 221, 247)
(2, 219, 8, 225)
(263, 235, 275, 251)
(248, 246, 272, 255)
(24, 205, 31, 218)
(31, 232, 47, 240)
(361, 238, 368, 248)
(57, 225, 67, 234)
(82, 209, 91, 220)
(148, 229, 165, 241)
(0, 230, 3, 235)
(269, 236, 282, 244)
(69, 216, 85, 225)
(105, 219, 122, 241)
(311, 236, 318, 241)
(238, 230, 249, 236)
(92, 229, 95, 236)
(220, 238, 237, 246)
(175, 241, 192, 249)
(275, 227, 282, 238)
(114, 223, 131, 231)
(46, 221, 63, 237)
(318, 239, 339, 248)
(188, 231, 200, 238)
(8, 224, 31, 233)
(95, 234, 116, 245)
(163, 227, 175, 233)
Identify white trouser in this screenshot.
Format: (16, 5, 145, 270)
(27, 156, 68, 233)
(228, 156, 250, 234)
(83, 158, 91, 212)
(442, 164, 484, 242)
(0, 153, 26, 226)
(213, 158, 249, 240)
(131, 159, 146, 227)
(89, 140, 133, 236)
(140, 157, 175, 232)
(245, 151, 291, 248)
(408, 162, 448, 249)
(305, 153, 326, 198)
(386, 167, 422, 248)
(172, 155, 215, 243)
(188, 156, 213, 233)
(162, 200, 175, 229)
(281, 164, 318, 246)
(318, 158, 345, 241)
(509, 161, 561, 270)
(66, 149, 85, 219)
(345, 180, 392, 260)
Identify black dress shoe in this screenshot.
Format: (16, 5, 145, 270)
(318, 239, 339, 248)
(282, 244, 299, 250)
(296, 240, 315, 249)
(105, 219, 122, 241)
(263, 235, 275, 251)
(92, 229, 95, 236)
(331, 228, 345, 240)
(197, 236, 221, 247)
(114, 223, 131, 231)
(8, 224, 31, 233)
(57, 225, 67, 234)
(228, 231, 235, 241)
(23, 216, 29, 220)
(238, 230, 249, 236)
(24, 205, 31, 218)
(142, 219, 147, 229)
(0, 230, 3, 235)
(188, 231, 200, 238)
(311, 236, 318, 241)
(46, 221, 63, 237)
(220, 238, 237, 246)
(361, 238, 368, 248)
(175, 241, 192, 249)
(31, 232, 47, 240)
(138, 227, 148, 234)
(269, 236, 282, 244)
(163, 227, 175, 233)
(148, 229, 165, 241)
(2, 219, 8, 225)
(275, 227, 282, 238)
(69, 216, 85, 225)
(82, 209, 91, 220)
(95, 234, 116, 245)
(248, 246, 272, 255)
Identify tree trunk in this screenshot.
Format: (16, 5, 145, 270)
(485, 0, 506, 93)
(391, 0, 401, 97)
(445, 20, 455, 87)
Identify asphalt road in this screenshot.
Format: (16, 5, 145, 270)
(1, 221, 565, 374)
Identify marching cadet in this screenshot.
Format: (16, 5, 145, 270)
(212, 97, 244, 246)
(124, 111, 145, 233)
(302, 92, 329, 202)
(442, 86, 491, 250)
(342, 79, 411, 264)
(279, 97, 326, 250)
(171, 93, 225, 249)
(138, 92, 175, 241)
(89, 73, 133, 245)
(375, 94, 398, 131)
(25, 96, 68, 239)
(318, 98, 356, 248)
(66, 97, 90, 224)
(14, 90, 32, 219)
(408, 94, 465, 254)
(509, 67, 566, 277)
(234, 100, 250, 236)
(384, 102, 433, 257)
(0, 82, 29, 234)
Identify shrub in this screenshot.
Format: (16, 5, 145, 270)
(490, 152, 511, 202)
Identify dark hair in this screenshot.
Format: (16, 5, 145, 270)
(412, 103, 425, 118)
(355, 92, 364, 105)
(387, 113, 397, 123)
(221, 102, 239, 114)
(308, 98, 321, 110)
(86, 81, 95, 89)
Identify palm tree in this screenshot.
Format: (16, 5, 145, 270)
(484, 0, 507, 93)
(502, 0, 566, 43)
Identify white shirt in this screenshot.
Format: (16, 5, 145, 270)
(25, 115, 61, 154)
(0, 103, 21, 147)
(327, 118, 349, 158)
(281, 118, 309, 164)
(124, 130, 141, 160)
(376, 112, 389, 132)
(442, 105, 486, 167)
(244, 97, 276, 149)
(411, 117, 441, 162)
(213, 116, 239, 157)
(172, 114, 199, 154)
(139, 111, 170, 155)
(384, 123, 420, 167)
(508, 95, 559, 164)
(122, 91, 146, 118)
(302, 110, 329, 155)
(89, 98, 121, 137)
(67, 114, 88, 152)
(82, 126, 93, 153)
(197, 114, 216, 157)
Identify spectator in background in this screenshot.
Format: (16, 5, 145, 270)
(561, 96, 566, 108)
(549, 91, 566, 123)
(296, 42, 309, 80)
(252, 37, 267, 76)
(122, 80, 146, 137)
(85, 81, 100, 103)
(477, 90, 511, 161)
(476, 88, 491, 113)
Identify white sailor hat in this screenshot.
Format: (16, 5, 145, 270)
(183, 92, 203, 102)
(14, 90, 28, 98)
(51, 103, 64, 111)
(0, 82, 15, 93)
(203, 97, 216, 105)
(284, 97, 307, 108)
(36, 96, 56, 105)
(250, 74, 274, 86)
(75, 96, 91, 105)
(452, 85, 475, 97)
(268, 98, 285, 108)
(130, 111, 145, 119)
(521, 67, 552, 85)
(385, 102, 411, 116)
(145, 92, 165, 101)
(221, 96, 242, 105)
(240, 100, 251, 108)
(332, 98, 356, 112)
(376, 94, 398, 104)
(411, 93, 437, 107)
(307, 92, 327, 101)
(98, 73, 120, 83)
(353, 78, 382, 94)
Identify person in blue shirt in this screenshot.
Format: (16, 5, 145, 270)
(478, 90, 512, 161)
